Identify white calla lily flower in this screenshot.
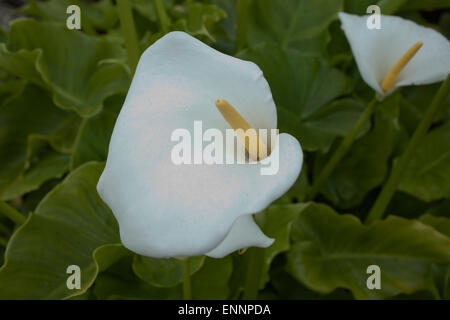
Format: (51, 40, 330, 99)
(339, 13, 450, 96)
(97, 32, 303, 259)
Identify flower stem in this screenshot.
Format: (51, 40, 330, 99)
(182, 258, 192, 300)
(243, 247, 264, 300)
(309, 95, 378, 200)
(152, 0, 171, 34)
(366, 75, 450, 224)
(117, 0, 140, 74)
(0, 201, 26, 225)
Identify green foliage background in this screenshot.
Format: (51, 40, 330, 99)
(0, 0, 449, 300)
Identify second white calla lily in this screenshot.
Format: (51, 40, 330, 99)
(97, 32, 303, 259)
(339, 13, 450, 96)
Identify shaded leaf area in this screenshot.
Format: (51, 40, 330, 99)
(94, 254, 232, 299)
(344, 0, 377, 14)
(133, 255, 205, 287)
(405, 0, 450, 11)
(2, 137, 70, 200)
(238, 44, 354, 152)
(286, 203, 450, 299)
(398, 123, 450, 202)
(0, 85, 78, 199)
(255, 204, 309, 288)
(0, 162, 124, 299)
(93, 255, 180, 299)
(0, 19, 130, 117)
(70, 94, 124, 170)
(230, 204, 307, 298)
(0, 216, 13, 267)
(399, 83, 450, 135)
(314, 109, 399, 208)
(268, 262, 353, 300)
(420, 210, 450, 299)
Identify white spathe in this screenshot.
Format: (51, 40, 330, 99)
(339, 13, 450, 96)
(97, 32, 303, 259)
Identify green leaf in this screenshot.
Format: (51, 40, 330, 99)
(2, 136, 70, 200)
(240, 0, 342, 50)
(94, 255, 180, 299)
(255, 203, 309, 287)
(440, 12, 450, 40)
(0, 27, 6, 43)
(315, 110, 398, 208)
(132, 255, 205, 287)
(398, 123, 450, 202)
(399, 84, 450, 135)
(191, 256, 233, 299)
(172, 1, 227, 42)
(0, 79, 26, 104)
(270, 266, 353, 300)
(287, 203, 450, 299)
(420, 215, 450, 238)
(0, 19, 130, 117)
(344, 0, 375, 14)
(70, 95, 124, 170)
(21, 0, 119, 32)
(238, 44, 353, 152)
(229, 204, 307, 298)
(0, 162, 123, 299)
(419, 214, 450, 299)
(0, 85, 75, 198)
(0, 45, 45, 87)
(404, 0, 450, 11)
(208, 0, 237, 53)
(82, 0, 119, 31)
(290, 98, 368, 153)
(427, 200, 450, 218)
(97, 255, 232, 299)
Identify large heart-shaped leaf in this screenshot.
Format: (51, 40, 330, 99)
(0, 19, 130, 117)
(0, 162, 124, 299)
(287, 203, 450, 299)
